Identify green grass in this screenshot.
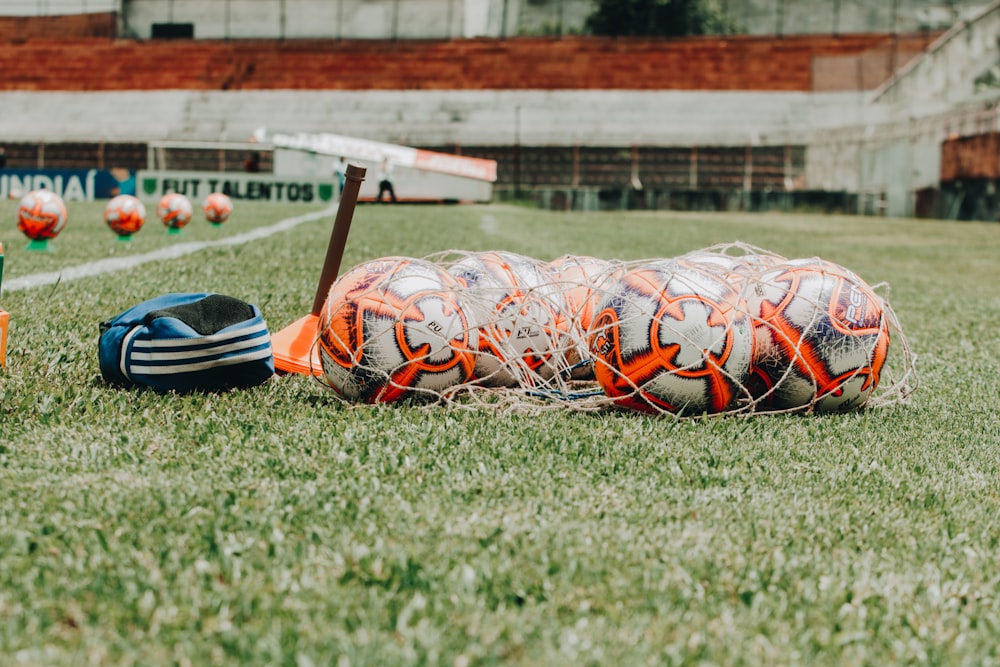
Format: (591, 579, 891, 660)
(1, 200, 999, 666)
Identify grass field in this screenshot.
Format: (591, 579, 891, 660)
(1, 198, 999, 666)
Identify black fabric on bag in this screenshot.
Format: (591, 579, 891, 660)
(144, 294, 256, 336)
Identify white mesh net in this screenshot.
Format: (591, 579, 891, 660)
(311, 242, 918, 416)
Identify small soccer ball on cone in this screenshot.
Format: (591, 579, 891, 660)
(157, 192, 193, 233)
(203, 192, 233, 225)
(17, 189, 67, 251)
(104, 194, 146, 240)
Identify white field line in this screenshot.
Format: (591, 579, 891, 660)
(3, 205, 336, 293)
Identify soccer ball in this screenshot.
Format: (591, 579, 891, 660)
(157, 192, 193, 229)
(317, 256, 476, 403)
(545, 254, 622, 380)
(17, 189, 67, 240)
(448, 251, 566, 387)
(546, 254, 621, 335)
(104, 195, 146, 237)
(589, 260, 754, 415)
(203, 192, 233, 224)
(676, 248, 785, 280)
(747, 257, 890, 413)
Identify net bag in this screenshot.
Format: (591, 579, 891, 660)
(311, 243, 917, 416)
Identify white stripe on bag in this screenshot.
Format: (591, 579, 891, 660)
(129, 334, 269, 362)
(130, 347, 274, 375)
(130, 322, 269, 350)
(118, 326, 145, 382)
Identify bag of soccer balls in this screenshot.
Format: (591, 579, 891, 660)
(312, 243, 916, 416)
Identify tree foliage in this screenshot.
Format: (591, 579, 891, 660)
(585, 0, 740, 37)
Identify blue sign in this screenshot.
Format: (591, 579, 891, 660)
(0, 169, 136, 201)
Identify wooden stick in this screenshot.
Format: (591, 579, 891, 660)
(311, 163, 366, 316)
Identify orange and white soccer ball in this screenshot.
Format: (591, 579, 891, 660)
(203, 192, 233, 224)
(448, 251, 567, 387)
(588, 260, 753, 415)
(17, 189, 67, 240)
(546, 254, 622, 336)
(317, 256, 476, 403)
(545, 254, 622, 380)
(104, 194, 146, 237)
(676, 248, 785, 281)
(157, 192, 193, 230)
(747, 258, 890, 413)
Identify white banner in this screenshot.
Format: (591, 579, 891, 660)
(254, 128, 497, 183)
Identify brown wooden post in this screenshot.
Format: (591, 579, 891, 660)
(311, 163, 367, 316)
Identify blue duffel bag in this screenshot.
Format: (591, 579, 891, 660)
(99, 293, 275, 393)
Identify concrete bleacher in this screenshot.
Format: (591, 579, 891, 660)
(0, 88, 872, 148)
(0, 29, 934, 147)
(0, 28, 936, 214)
(875, 1, 1000, 107)
(1, 29, 917, 163)
(0, 26, 941, 153)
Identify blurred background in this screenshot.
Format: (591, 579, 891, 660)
(1, 0, 999, 219)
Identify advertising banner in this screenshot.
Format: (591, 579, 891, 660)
(0, 169, 135, 201)
(137, 171, 337, 205)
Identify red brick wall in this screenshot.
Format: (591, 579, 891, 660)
(941, 133, 1000, 181)
(0, 33, 940, 92)
(0, 12, 116, 40)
